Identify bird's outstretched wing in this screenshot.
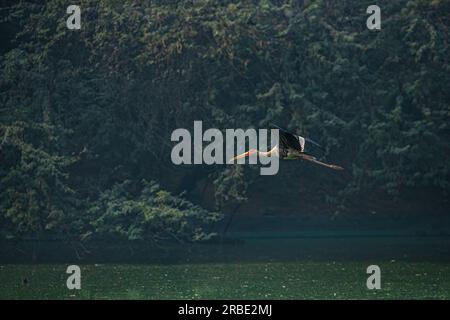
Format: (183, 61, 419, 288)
(270, 123, 301, 151)
(270, 123, 323, 152)
(298, 154, 344, 171)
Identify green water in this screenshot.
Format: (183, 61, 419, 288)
(1, 262, 450, 299)
(1, 236, 450, 299)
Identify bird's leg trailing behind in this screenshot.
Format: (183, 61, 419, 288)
(297, 153, 344, 171)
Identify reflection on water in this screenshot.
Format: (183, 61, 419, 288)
(1, 235, 450, 299)
(2, 214, 450, 299)
(2, 235, 450, 264)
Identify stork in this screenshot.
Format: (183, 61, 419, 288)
(229, 124, 344, 170)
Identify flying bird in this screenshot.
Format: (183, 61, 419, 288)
(229, 124, 344, 170)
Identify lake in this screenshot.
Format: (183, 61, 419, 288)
(1, 235, 450, 299)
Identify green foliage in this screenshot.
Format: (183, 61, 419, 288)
(0, 122, 80, 239)
(213, 166, 249, 210)
(88, 180, 221, 243)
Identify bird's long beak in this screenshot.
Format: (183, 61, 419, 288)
(228, 149, 256, 163)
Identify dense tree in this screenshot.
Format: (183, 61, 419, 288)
(1, 0, 449, 242)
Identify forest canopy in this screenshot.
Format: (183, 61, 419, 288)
(1, 0, 449, 242)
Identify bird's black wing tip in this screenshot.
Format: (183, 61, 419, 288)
(269, 123, 294, 135)
(269, 123, 283, 130)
